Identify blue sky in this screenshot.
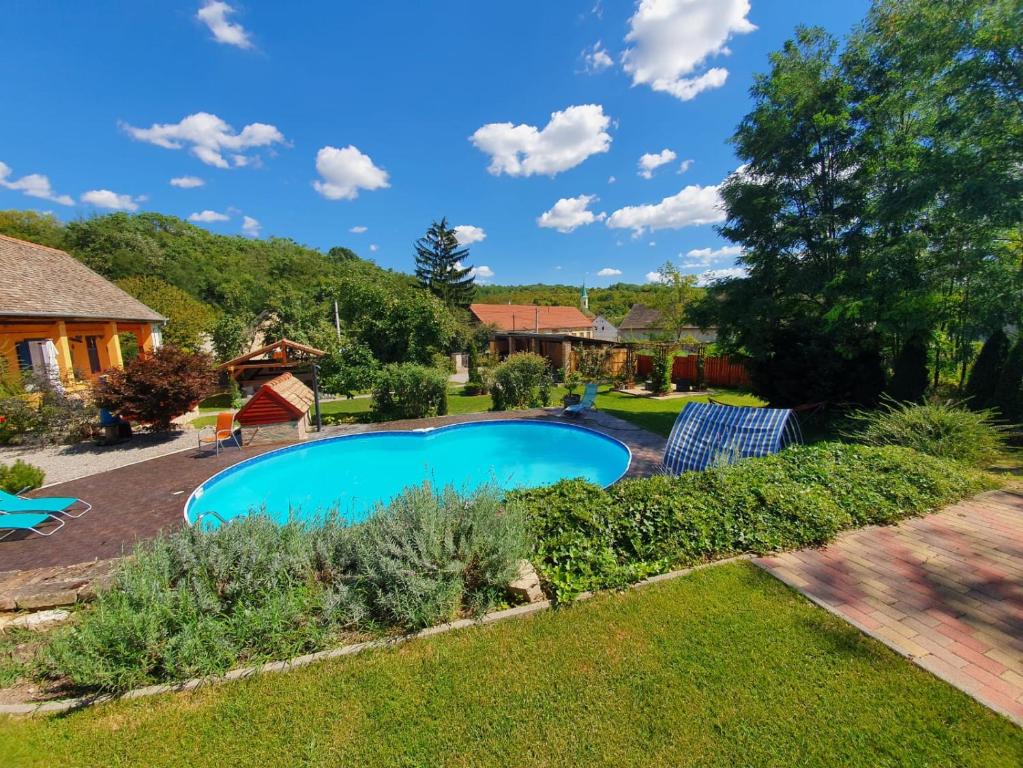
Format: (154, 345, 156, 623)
(0, 1, 868, 287)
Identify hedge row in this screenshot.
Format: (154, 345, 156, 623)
(510, 442, 996, 602)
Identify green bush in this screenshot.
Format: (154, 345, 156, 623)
(965, 328, 1010, 410)
(847, 400, 1007, 468)
(39, 483, 523, 693)
(0, 460, 45, 493)
(352, 484, 526, 628)
(491, 353, 550, 410)
(650, 348, 673, 394)
(887, 334, 929, 403)
(510, 443, 993, 602)
(992, 337, 1023, 425)
(320, 339, 379, 399)
(371, 363, 447, 420)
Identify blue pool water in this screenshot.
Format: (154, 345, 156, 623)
(184, 420, 631, 528)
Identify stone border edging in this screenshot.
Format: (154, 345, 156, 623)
(0, 555, 751, 717)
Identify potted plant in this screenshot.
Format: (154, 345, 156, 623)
(562, 371, 583, 406)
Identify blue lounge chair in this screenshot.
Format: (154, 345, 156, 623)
(563, 382, 598, 417)
(0, 511, 65, 540)
(0, 489, 91, 519)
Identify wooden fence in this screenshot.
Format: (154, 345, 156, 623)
(635, 354, 750, 388)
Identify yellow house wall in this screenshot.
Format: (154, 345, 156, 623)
(0, 318, 150, 384)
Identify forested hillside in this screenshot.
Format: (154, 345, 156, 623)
(0, 209, 439, 360)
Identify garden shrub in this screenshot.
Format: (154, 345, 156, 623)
(510, 443, 993, 602)
(965, 328, 1010, 410)
(992, 336, 1023, 425)
(491, 353, 550, 410)
(371, 363, 447, 420)
(0, 460, 45, 493)
(40, 484, 523, 693)
(847, 399, 1007, 468)
(320, 339, 379, 399)
(887, 334, 929, 403)
(351, 484, 527, 628)
(649, 347, 673, 394)
(92, 345, 217, 431)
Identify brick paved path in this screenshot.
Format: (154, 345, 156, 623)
(756, 489, 1023, 726)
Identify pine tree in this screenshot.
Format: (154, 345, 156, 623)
(993, 337, 1023, 423)
(414, 218, 476, 308)
(965, 328, 1010, 409)
(887, 334, 929, 403)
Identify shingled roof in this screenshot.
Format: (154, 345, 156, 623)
(0, 234, 165, 323)
(236, 372, 315, 422)
(618, 303, 663, 331)
(470, 303, 592, 332)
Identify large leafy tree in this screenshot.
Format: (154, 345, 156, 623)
(698, 27, 883, 405)
(652, 262, 699, 342)
(414, 218, 475, 309)
(115, 276, 217, 353)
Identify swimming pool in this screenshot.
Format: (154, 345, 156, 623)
(184, 420, 631, 528)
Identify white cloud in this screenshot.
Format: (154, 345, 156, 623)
(313, 145, 390, 200)
(471, 265, 495, 280)
(682, 244, 743, 267)
(188, 209, 230, 222)
(678, 159, 694, 174)
(597, 267, 622, 277)
(349, 225, 367, 233)
(169, 175, 205, 188)
(581, 41, 613, 73)
(646, 270, 667, 283)
(694, 266, 746, 285)
(470, 104, 612, 177)
(453, 224, 486, 245)
(622, 0, 756, 101)
(638, 148, 677, 179)
(608, 175, 616, 184)
(606, 183, 725, 235)
(241, 215, 261, 237)
(537, 194, 606, 233)
(0, 162, 73, 205)
(369, 244, 379, 252)
(122, 112, 286, 169)
(196, 1, 253, 49)
(80, 189, 142, 211)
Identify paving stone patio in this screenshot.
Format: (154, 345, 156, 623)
(756, 489, 1023, 726)
(0, 409, 664, 579)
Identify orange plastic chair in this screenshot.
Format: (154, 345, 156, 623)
(197, 412, 240, 455)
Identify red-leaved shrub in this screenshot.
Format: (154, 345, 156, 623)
(93, 346, 217, 431)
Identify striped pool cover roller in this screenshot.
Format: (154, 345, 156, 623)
(662, 402, 794, 475)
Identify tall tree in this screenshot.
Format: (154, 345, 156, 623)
(652, 262, 699, 342)
(414, 218, 476, 308)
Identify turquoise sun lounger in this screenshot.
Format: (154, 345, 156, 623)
(563, 382, 598, 417)
(0, 489, 91, 518)
(0, 511, 65, 540)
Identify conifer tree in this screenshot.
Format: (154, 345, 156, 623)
(965, 328, 1010, 409)
(993, 337, 1023, 424)
(414, 218, 476, 309)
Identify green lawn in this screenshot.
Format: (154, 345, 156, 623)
(2, 563, 1017, 767)
(314, 386, 763, 435)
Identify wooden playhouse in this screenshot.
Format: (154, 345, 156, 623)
(234, 372, 315, 445)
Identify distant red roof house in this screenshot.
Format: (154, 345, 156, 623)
(469, 304, 593, 337)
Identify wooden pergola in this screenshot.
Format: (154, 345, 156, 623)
(219, 338, 325, 392)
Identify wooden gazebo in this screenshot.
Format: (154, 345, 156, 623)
(219, 338, 325, 394)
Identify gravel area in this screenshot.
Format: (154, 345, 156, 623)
(0, 431, 199, 487)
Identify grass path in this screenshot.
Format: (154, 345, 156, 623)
(2, 563, 1019, 767)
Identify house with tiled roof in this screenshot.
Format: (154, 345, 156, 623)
(0, 234, 165, 385)
(469, 303, 593, 337)
(618, 303, 717, 343)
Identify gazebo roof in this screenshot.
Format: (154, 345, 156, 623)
(219, 338, 326, 371)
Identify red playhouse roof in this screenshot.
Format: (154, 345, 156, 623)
(235, 373, 315, 426)
(469, 303, 591, 332)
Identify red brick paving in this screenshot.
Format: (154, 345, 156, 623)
(756, 489, 1023, 726)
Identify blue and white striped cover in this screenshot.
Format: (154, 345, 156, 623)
(662, 402, 793, 475)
